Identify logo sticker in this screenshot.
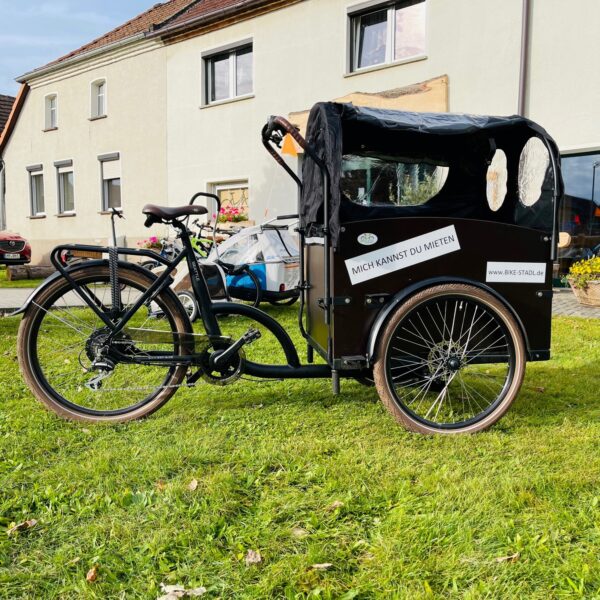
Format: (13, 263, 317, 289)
(357, 233, 378, 246)
(345, 225, 460, 285)
(486, 262, 546, 283)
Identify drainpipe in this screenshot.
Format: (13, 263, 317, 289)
(518, 0, 531, 116)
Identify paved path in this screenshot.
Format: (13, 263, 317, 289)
(1, 286, 599, 318)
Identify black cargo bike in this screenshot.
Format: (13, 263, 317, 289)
(15, 103, 562, 434)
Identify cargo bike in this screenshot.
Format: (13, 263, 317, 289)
(15, 102, 562, 434)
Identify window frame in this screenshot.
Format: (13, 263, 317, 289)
(347, 0, 427, 74)
(90, 78, 107, 119)
(44, 93, 58, 130)
(210, 179, 250, 219)
(99, 152, 122, 212)
(27, 165, 45, 217)
(202, 39, 254, 106)
(55, 160, 75, 215)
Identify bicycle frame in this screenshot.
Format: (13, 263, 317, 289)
(48, 222, 339, 380)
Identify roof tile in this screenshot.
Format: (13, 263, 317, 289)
(41, 0, 198, 70)
(0, 95, 16, 134)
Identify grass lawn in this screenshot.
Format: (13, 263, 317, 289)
(0, 266, 44, 289)
(0, 308, 599, 598)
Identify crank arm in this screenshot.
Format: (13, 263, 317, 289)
(212, 328, 261, 368)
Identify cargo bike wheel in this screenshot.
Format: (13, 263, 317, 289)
(17, 265, 192, 423)
(373, 284, 526, 434)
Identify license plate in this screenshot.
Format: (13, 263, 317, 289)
(4, 253, 20, 259)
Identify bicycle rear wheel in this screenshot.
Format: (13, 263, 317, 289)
(17, 265, 192, 423)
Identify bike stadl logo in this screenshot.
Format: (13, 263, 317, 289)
(357, 233, 378, 246)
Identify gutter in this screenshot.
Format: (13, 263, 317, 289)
(518, 0, 531, 116)
(147, 0, 291, 39)
(16, 34, 146, 83)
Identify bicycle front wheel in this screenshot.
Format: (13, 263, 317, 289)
(18, 265, 192, 423)
(373, 284, 526, 434)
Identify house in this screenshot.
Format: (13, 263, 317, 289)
(0, 94, 16, 229)
(1, 0, 600, 269)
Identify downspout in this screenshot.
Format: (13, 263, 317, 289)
(518, 0, 531, 116)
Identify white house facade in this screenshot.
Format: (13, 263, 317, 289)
(1, 0, 599, 267)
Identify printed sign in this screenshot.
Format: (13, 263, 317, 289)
(345, 225, 460, 285)
(486, 262, 546, 284)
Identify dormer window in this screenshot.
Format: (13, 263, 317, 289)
(91, 79, 107, 118)
(44, 94, 57, 130)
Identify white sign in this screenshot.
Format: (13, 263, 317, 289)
(486, 261, 546, 283)
(345, 225, 460, 285)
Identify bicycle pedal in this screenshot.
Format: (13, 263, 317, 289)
(243, 328, 261, 344)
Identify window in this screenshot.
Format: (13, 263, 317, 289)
(341, 155, 447, 207)
(349, 1, 426, 72)
(55, 161, 74, 214)
(91, 79, 106, 118)
(558, 151, 600, 274)
(486, 149, 508, 212)
(99, 153, 121, 210)
(27, 166, 45, 216)
(213, 181, 249, 221)
(204, 43, 253, 104)
(45, 94, 57, 129)
(518, 137, 550, 207)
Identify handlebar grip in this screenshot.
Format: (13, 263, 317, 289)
(277, 214, 299, 220)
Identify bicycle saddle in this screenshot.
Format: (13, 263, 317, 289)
(142, 204, 208, 226)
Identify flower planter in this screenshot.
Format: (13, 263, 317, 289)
(568, 278, 600, 307)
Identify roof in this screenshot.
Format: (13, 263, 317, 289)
(0, 85, 29, 155)
(152, 0, 297, 38)
(33, 0, 198, 73)
(0, 95, 16, 134)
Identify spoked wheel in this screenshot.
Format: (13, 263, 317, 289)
(373, 284, 525, 434)
(17, 265, 192, 423)
(177, 290, 199, 322)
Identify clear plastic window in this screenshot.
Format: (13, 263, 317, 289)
(341, 154, 448, 207)
(486, 149, 508, 212)
(518, 137, 550, 207)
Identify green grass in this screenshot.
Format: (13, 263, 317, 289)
(0, 266, 44, 289)
(1, 310, 600, 598)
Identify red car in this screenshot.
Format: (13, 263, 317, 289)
(0, 231, 31, 265)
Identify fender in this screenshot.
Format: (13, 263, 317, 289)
(366, 276, 531, 364)
(8, 260, 172, 317)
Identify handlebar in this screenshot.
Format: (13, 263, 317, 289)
(261, 116, 328, 188)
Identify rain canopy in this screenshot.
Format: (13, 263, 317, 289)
(301, 102, 563, 246)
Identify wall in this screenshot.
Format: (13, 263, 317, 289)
(2, 40, 169, 264)
(165, 0, 525, 222)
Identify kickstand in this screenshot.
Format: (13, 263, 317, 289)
(332, 370, 340, 395)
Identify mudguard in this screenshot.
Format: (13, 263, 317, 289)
(365, 276, 531, 364)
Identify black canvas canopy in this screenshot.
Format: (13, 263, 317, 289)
(301, 102, 563, 246)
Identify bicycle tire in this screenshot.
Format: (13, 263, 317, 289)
(18, 264, 192, 423)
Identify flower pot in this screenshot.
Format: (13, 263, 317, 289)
(568, 278, 600, 307)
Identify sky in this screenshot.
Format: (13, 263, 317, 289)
(0, 0, 154, 96)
